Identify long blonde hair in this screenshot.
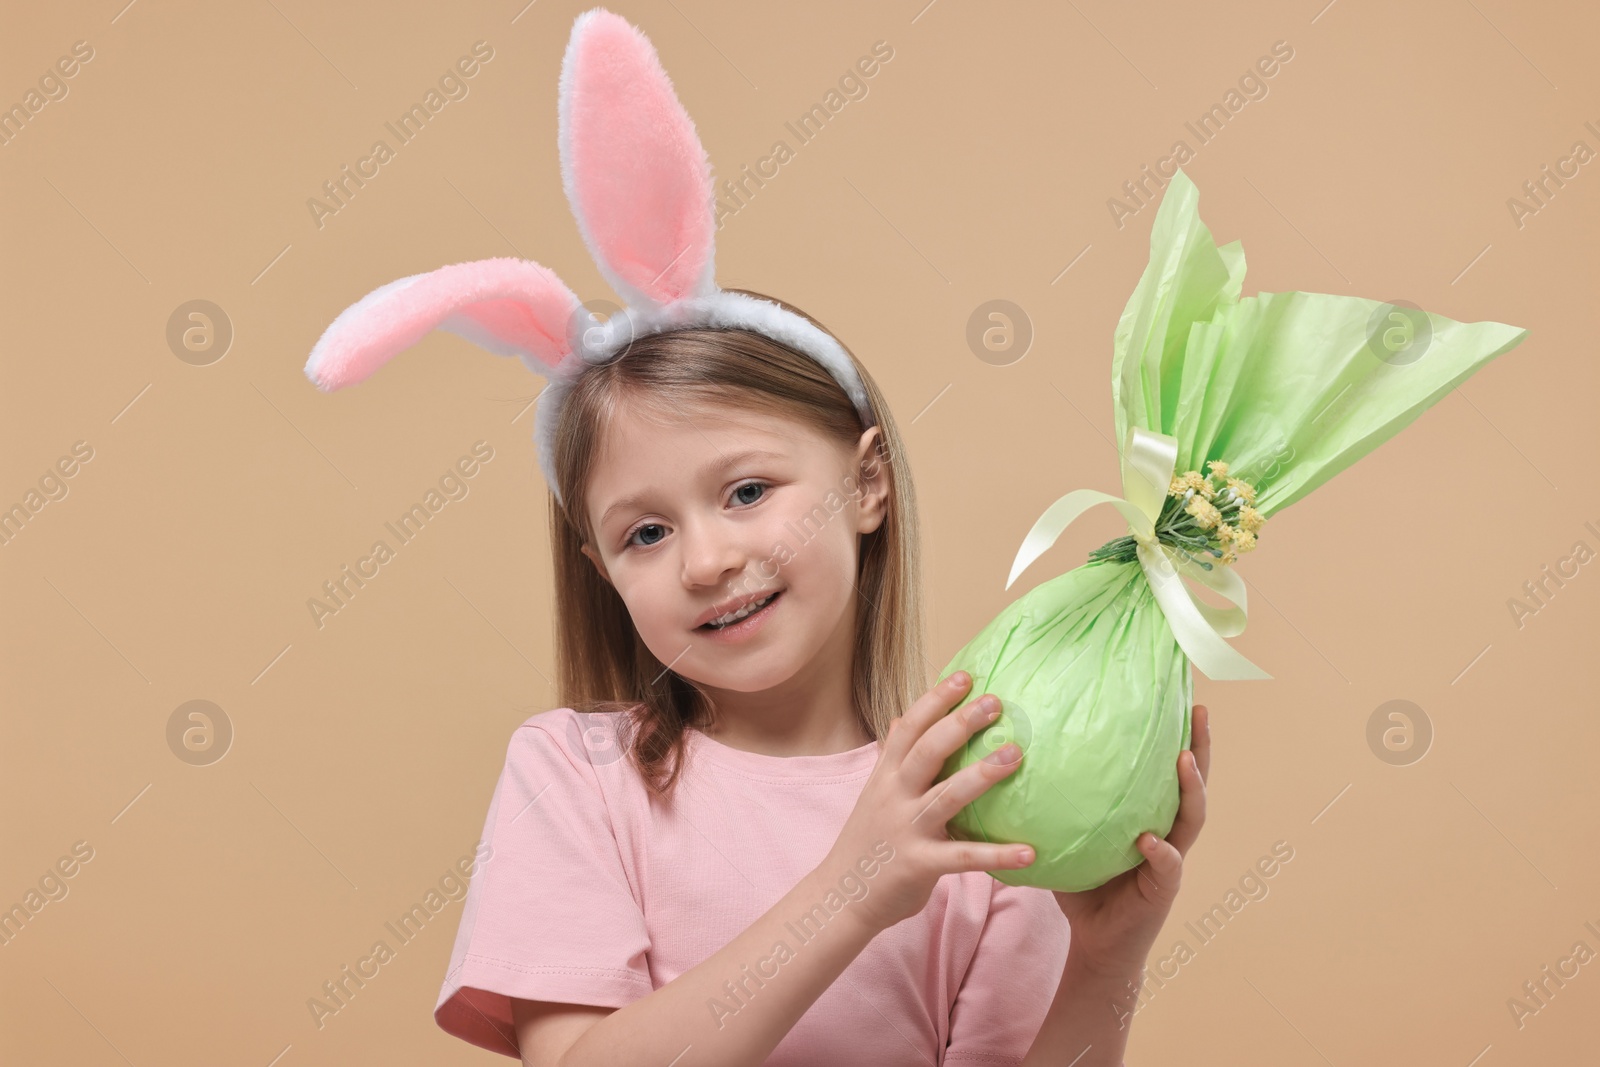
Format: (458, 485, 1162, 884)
(546, 289, 926, 798)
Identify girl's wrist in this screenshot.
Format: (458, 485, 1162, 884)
(1023, 948, 1144, 1065)
(810, 842, 899, 937)
(1064, 945, 1149, 986)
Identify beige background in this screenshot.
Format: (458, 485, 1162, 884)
(3, 0, 1596, 1063)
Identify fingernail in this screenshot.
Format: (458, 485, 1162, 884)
(950, 671, 970, 688)
(1015, 847, 1034, 865)
(996, 742, 1022, 763)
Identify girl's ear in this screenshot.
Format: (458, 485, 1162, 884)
(853, 426, 891, 536)
(559, 8, 718, 311)
(580, 541, 613, 586)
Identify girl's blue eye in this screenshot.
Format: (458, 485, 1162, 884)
(622, 481, 769, 551)
(628, 523, 666, 549)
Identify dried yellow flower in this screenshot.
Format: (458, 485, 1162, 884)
(1215, 522, 1236, 544)
(1225, 477, 1257, 505)
(1220, 548, 1238, 565)
(1185, 497, 1221, 529)
(1168, 475, 1187, 497)
(1206, 460, 1229, 479)
(1237, 505, 1264, 533)
(1180, 470, 1215, 499)
(1233, 528, 1257, 553)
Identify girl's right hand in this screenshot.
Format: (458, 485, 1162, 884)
(821, 670, 1033, 934)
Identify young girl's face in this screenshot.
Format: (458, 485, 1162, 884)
(580, 395, 888, 697)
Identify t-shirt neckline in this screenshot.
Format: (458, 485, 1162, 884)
(685, 725, 881, 779)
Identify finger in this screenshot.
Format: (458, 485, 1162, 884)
(1162, 746, 1208, 858)
(937, 836, 1037, 876)
(1190, 704, 1211, 785)
(909, 739, 1023, 828)
(901, 692, 1005, 786)
(883, 671, 973, 763)
(1133, 831, 1183, 905)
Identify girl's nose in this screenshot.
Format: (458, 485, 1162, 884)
(679, 517, 746, 586)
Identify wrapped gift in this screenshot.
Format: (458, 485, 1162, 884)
(937, 168, 1529, 891)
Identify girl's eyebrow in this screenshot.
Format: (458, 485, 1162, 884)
(598, 447, 787, 529)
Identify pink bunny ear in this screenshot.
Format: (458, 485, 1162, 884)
(559, 8, 717, 310)
(304, 257, 581, 392)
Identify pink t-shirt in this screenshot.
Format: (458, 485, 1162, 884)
(435, 707, 1072, 1064)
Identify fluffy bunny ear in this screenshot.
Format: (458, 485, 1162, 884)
(305, 257, 582, 392)
(559, 8, 717, 310)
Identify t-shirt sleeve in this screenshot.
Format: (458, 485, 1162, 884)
(434, 714, 653, 1058)
(944, 881, 1071, 1066)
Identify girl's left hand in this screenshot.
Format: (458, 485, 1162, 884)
(1051, 703, 1210, 976)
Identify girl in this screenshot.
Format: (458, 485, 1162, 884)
(430, 298, 1211, 1067)
(303, 10, 1209, 1065)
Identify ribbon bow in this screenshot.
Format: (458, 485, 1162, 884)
(1005, 427, 1271, 681)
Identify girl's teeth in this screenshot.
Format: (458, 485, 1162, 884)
(709, 593, 775, 628)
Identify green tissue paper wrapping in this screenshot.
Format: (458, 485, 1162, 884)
(936, 169, 1529, 892)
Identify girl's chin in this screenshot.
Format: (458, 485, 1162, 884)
(673, 659, 806, 697)
(683, 670, 795, 695)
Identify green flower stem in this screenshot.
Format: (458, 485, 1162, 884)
(1085, 485, 1244, 570)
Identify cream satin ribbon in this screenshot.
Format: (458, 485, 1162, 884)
(1005, 426, 1272, 681)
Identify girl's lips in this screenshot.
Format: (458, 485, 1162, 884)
(695, 589, 782, 642)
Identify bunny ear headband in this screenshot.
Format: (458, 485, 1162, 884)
(304, 7, 876, 509)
